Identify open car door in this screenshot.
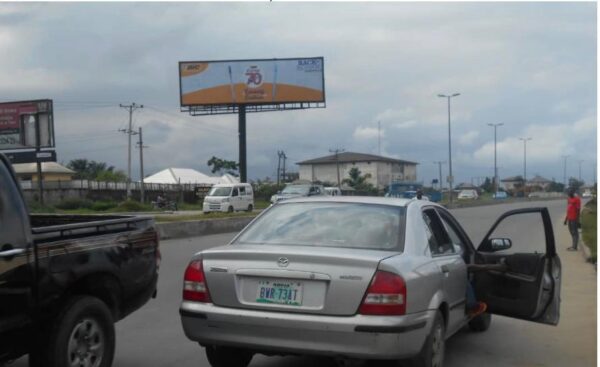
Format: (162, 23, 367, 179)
(473, 207, 561, 325)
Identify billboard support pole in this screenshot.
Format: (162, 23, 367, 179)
(34, 114, 44, 205)
(238, 105, 247, 183)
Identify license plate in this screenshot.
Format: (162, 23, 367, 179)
(256, 279, 303, 306)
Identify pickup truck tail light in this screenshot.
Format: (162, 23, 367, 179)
(183, 260, 211, 302)
(359, 271, 406, 315)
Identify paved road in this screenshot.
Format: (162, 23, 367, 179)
(16, 200, 596, 367)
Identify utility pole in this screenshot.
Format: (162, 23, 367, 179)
(433, 161, 446, 191)
(487, 123, 504, 194)
(437, 93, 460, 205)
(561, 155, 570, 189)
(276, 151, 282, 185)
(329, 148, 345, 187)
(578, 160, 584, 183)
(281, 151, 287, 183)
(120, 103, 143, 199)
(136, 127, 148, 204)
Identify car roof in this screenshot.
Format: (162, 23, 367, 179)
(279, 195, 440, 209)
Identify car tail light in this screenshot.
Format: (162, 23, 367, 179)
(359, 271, 406, 315)
(183, 260, 211, 302)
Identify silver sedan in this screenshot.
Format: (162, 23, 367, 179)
(180, 197, 561, 367)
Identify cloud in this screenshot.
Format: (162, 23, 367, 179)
(459, 131, 479, 145)
(353, 126, 380, 140)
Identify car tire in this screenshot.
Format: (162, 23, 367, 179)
(228, 206, 234, 213)
(468, 312, 492, 332)
(44, 296, 115, 367)
(247, 204, 253, 212)
(411, 310, 445, 367)
(205, 346, 253, 367)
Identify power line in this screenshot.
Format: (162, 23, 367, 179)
(329, 148, 345, 187)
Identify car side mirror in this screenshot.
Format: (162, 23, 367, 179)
(483, 238, 512, 252)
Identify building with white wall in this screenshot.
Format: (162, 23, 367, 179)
(297, 152, 418, 190)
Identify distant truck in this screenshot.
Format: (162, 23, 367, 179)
(0, 153, 160, 366)
(386, 181, 442, 202)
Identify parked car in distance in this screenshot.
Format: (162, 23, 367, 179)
(180, 196, 561, 367)
(582, 189, 593, 198)
(203, 183, 254, 213)
(493, 191, 508, 200)
(270, 183, 325, 204)
(324, 187, 342, 196)
(458, 189, 479, 200)
(0, 153, 160, 366)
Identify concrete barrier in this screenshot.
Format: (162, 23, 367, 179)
(156, 216, 255, 240)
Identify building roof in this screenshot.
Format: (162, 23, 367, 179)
(528, 175, 552, 184)
(296, 152, 418, 166)
(144, 168, 239, 185)
(12, 162, 75, 175)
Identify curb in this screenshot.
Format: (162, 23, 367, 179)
(156, 216, 255, 240)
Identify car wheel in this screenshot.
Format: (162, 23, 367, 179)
(411, 310, 445, 367)
(227, 206, 234, 213)
(45, 296, 115, 367)
(247, 204, 253, 212)
(205, 346, 253, 367)
(468, 312, 492, 332)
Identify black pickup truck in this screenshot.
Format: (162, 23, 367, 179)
(0, 153, 160, 367)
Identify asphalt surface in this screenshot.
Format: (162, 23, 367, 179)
(16, 199, 596, 367)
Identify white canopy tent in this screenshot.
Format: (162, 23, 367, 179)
(143, 168, 239, 185)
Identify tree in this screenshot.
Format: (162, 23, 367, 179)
(546, 181, 565, 193)
(480, 177, 493, 193)
(568, 177, 584, 192)
(343, 167, 377, 194)
(207, 156, 239, 176)
(67, 159, 127, 182)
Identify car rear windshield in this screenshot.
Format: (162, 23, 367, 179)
(281, 185, 310, 195)
(208, 187, 232, 196)
(234, 202, 405, 251)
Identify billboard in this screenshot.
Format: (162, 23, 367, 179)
(179, 57, 325, 106)
(0, 99, 54, 150)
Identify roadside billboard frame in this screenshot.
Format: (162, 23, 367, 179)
(179, 57, 326, 116)
(0, 99, 55, 151)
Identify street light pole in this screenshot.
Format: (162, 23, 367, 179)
(562, 155, 570, 189)
(488, 123, 504, 194)
(519, 137, 532, 185)
(433, 161, 446, 191)
(438, 93, 460, 204)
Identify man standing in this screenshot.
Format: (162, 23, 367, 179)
(564, 188, 582, 251)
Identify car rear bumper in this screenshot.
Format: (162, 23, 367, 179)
(180, 301, 433, 360)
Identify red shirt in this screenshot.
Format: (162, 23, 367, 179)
(566, 196, 581, 221)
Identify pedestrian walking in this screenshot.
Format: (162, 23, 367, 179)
(564, 188, 581, 251)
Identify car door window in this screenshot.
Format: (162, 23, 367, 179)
(232, 188, 238, 197)
(239, 186, 246, 196)
(422, 209, 454, 256)
(437, 212, 467, 252)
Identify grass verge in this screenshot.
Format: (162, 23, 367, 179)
(155, 211, 256, 223)
(581, 198, 597, 263)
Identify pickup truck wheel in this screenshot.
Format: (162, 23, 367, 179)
(411, 311, 445, 367)
(46, 296, 115, 367)
(205, 346, 253, 367)
(468, 312, 492, 332)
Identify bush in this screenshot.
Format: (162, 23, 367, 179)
(55, 198, 93, 210)
(90, 201, 118, 211)
(115, 200, 151, 212)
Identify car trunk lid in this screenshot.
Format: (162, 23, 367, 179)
(201, 244, 399, 316)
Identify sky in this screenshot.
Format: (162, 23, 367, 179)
(0, 2, 596, 185)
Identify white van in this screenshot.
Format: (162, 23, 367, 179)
(203, 183, 254, 213)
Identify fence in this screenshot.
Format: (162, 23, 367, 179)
(20, 180, 213, 205)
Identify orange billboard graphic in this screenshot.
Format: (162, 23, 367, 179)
(179, 58, 325, 106)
